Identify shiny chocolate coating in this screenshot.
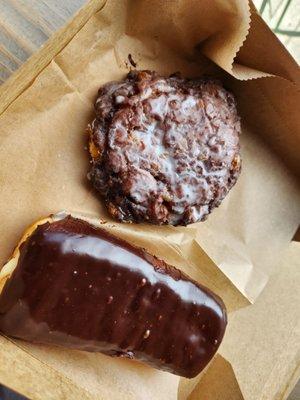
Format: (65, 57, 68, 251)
(0, 216, 227, 378)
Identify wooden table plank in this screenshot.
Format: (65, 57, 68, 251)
(0, 0, 85, 84)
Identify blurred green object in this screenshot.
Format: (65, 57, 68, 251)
(259, 0, 300, 36)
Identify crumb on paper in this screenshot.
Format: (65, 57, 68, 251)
(128, 53, 137, 68)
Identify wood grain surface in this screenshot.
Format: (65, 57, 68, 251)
(0, 1, 299, 400)
(0, 0, 86, 84)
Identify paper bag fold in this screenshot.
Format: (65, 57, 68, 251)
(0, 0, 299, 399)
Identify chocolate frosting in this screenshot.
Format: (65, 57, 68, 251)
(88, 70, 241, 225)
(0, 216, 227, 378)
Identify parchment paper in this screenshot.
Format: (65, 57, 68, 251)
(0, 0, 299, 399)
(219, 241, 300, 400)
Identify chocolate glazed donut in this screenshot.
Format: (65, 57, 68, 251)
(0, 215, 227, 378)
(88, 70, 241, 225)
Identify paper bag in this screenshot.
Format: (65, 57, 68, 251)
(0, 0, 299, 399)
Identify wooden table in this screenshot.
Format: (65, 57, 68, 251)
(0, 0, 85, 84)
(0, 1, 299, 399)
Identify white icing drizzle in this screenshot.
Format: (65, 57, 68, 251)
(92, 71, 241, 224)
